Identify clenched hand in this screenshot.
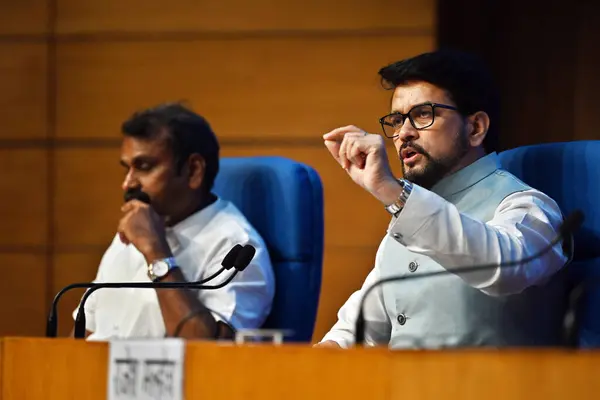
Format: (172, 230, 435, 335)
(323, 125, 402, 205)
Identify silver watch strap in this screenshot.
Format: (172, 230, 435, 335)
(384, 179, 413, 216)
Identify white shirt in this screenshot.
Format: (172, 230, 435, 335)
(73, 197, 275, 341)
(320, 184, 569, 348)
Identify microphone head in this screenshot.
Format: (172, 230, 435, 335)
(124, 188, 151, 204)
(233, 244, 256, 271)
(560, 210, 585, 236)
(222, 244, 243, 270)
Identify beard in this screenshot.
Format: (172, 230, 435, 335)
(400, 128, 470, 190)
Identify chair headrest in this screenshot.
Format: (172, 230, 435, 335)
(212, 156, 324, 263)
(498, 141, 600, 260)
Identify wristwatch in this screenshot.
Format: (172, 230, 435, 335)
(148, 257, 178, 282)
(384, 179, 413, 217)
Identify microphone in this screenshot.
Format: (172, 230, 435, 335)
(45, 243, 244, 338)
(195, 243, 244, 283)
(353, 210, 585, 346)
(72, 244, 256, 339)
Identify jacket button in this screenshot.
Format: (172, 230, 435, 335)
(397, 313, 407, 325)
(408, 261, 418, 272)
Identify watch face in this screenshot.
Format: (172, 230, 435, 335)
(152, 260, 169, 277)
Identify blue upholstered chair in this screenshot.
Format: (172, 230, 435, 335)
(498, 141, 600, 347)
(212, 156, 324, 342)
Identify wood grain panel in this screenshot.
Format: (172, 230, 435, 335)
(53, 145, 402, 248)
(52, 252, 106, 337)
(0, 43, 47, 140)
(0, 1, 48, 35)
(0, 254, 47, 336)
(56, 0, 434, 34)
(5, 339, 600, 399)
(312, 245, 380, 342)
(574, 4, 600, 141)
(0, 149, 48, 247)
(53, 147, 122, 248)
(55, 36, 434, 139)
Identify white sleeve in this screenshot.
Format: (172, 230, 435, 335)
(388, 185, 569, 296)
(320, 266, 391, 348)
(197, 236, 275, 331)
(71, 235, 121, 332)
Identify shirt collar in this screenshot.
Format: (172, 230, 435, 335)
(430, 152, 500, 199)
(164, 197, 226, 253)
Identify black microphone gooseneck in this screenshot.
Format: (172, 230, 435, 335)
(73, 244, 256, 339)
(353, 210, 585, 346)
(45, 244, 243, 338)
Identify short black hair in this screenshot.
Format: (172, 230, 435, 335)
(121, 102, 220, 192)
(378, 49, 500, 153)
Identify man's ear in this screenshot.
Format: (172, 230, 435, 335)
(466, 111, 490, 148)
(186, 154, 206, 190)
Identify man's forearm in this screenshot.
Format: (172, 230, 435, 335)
(141, 241, 221, 339)
(156, 267, 218, 339)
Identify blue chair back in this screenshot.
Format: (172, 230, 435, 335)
(498, 141, 600, 347)
(213, 156, 324, 342)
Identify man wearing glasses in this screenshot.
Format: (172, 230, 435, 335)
(316, 49, 570, 349)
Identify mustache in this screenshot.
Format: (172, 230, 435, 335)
(399, 142, 429, 159)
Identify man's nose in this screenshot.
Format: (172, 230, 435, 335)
(121, 170, 139, 192)
(397, 121, 420, 143)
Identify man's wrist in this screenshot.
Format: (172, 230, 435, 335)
(383, 179, 413, 217)
(142, 240, 173, 264)
(375, 177, 404, 206)
(160, 266, 186, 283)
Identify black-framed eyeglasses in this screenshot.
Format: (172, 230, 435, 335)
(379, 102, 458, 138)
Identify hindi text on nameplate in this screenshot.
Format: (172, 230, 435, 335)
(107, 338, 185, 400)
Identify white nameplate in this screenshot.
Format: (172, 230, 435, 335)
(107, 338, 185, 400)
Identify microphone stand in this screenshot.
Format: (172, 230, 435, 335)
(46, 267, 230, 338)
(47, 243, 245, 338)
(73, 270, 239, 339)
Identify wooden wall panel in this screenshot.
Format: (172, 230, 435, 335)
(312, 246, 379, 342)
(0, 254, 48, 336)
(53, 148, 122, 248)
(56, 0, 434, 34)
(0, 43, 48, 140)
(574, 3, 600, 141)
(0, 149, 48, 247)
(55, 36, 434, 139)
(0, 1, 48, 35)
(53, 252, 106, 336)
(438, 0, 600, 150)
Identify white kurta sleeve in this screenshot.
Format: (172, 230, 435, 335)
(387, 184, 568, 296)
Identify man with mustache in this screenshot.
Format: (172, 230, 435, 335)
(71, 102, 275, 341)
(316, 49, 570, 349)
